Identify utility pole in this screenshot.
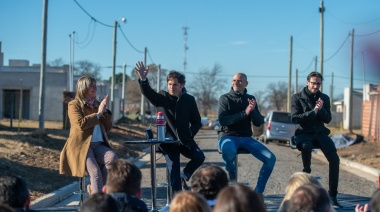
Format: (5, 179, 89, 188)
(18, 79, 23, 133)
(140, 47, 147, 123)
(121, 63, 126, 118)
(314, 56, 318, 72)
(157, 64, 161, 92)
(295, 68, 298, 94)
(68, 34, 73, 91)
(72, 31, 75, 90)
(38, 0, 48, 131)
(287, 36, 293, 112)
(330, 72, 334, 103)
(182, 26, 189, 72)
(362, 51, 366, 86)
(319, 0, 325, 92)
(111, 21, 117, 115)
(349, 28, 355, 133)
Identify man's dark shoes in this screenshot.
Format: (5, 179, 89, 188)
(181, 177, 190, 191)
(330, 196, 343, 208)
(302, 167, 311, 174)
(229, 172, 237, 183)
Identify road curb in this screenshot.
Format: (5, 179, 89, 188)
(313, 150, 380, 184)
(30, 150, 150, 209)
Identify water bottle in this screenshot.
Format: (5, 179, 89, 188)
(156, 112, 166, 142)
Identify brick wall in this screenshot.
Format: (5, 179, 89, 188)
(362, 85, 380, 143)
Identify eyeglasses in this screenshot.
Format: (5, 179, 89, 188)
(308, 81, 322, 86)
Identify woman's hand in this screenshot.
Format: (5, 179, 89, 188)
(97, 95, 108, 116)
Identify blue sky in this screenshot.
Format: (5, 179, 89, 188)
(1, 0, 380, 99)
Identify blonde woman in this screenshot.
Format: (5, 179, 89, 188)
(169, 191, 211, 212)
(60, 76, 118, 194)
(278, 172, 323, 212)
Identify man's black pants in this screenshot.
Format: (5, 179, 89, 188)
(297, 133, 340, 197)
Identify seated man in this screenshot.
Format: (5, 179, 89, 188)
(291, 71, 342, 208)
(218, 73, 276, 195)
(0, 175, 31, 211)
(190, 164, 229, 208)
(102, 159, 148, 212)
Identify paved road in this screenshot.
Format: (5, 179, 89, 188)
(33, 129, 376, 211)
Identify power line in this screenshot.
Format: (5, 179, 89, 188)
(355, 29, 380, 37)
(118, 26, 144, 53)
(324, 33, 350, 62)
(73, 0, 113, 28)
(147, 49, 155, 65)
(74, 19, 97, 48)
(300, 57, 315, 73)
(326, 10, 380, 26)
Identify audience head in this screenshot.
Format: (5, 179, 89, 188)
(286, 183, 332, 212)
(103, 159, 142, 198)
(282, 172, 322, 205)
(190, 164, 229, 200)
(0, 204, 14, 212)
(0, 175, 30, 209)
(214, 184, 266, 212)
(371, 188, 380, 212)
(80, 193, 119, 212)
(169, 191, 211, 212)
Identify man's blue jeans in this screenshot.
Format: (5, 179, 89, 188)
(218, 136, 276, 194)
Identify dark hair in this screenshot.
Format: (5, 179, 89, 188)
(214, 184, 266, 212)
(167, 71, 186, 84)
(307, 71, 324, 81)
(0, 204, 14, 212)
(370, 188, 380, 212)
(80, 193, 119, 212)
(287, 184, 331, 212)
(190, 165, 229, 200)
(0, 175, 29, 208)
(106, 159, 142, 195)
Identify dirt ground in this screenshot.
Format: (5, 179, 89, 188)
(0, 118, 379, 201)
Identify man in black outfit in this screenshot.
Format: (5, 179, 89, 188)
(291, 71, 342, 208)
(135, 61, 205, 194)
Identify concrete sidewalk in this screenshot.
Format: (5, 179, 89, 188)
(31, 130, 377, 211)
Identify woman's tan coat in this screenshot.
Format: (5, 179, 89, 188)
(59, 99, 113, 177)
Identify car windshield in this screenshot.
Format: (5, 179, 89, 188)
(272, 112, 292, 123)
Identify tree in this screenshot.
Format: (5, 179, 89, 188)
(189, 64, 226, 117)
(48, 58, 64, 67)
(126, 64, 167, 115)
(253, 90, 267, 112)
(265, 81, 288, 111)
(74, 60, 101, 80)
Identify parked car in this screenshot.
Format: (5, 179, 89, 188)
(263, 111, 297, 144)
(208, 118, 221, 131)
(201, 117, 209, 126)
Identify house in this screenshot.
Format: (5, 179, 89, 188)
(343, 88, 363, 130)
(0, 42, 122, 123)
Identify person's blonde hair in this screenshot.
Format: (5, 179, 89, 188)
(280, 172, 322, 208)
(169, 191, 211, 212)
(75, 76, 97, 108)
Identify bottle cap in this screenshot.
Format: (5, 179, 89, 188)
(157, 112, 163, 116)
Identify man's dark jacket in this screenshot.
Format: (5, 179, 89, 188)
(139, 79, 202, 147)
(218, 88, 264, 139)
(291, 87, 332, 138)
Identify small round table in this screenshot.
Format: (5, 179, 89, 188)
(125, 138, 179, 212)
